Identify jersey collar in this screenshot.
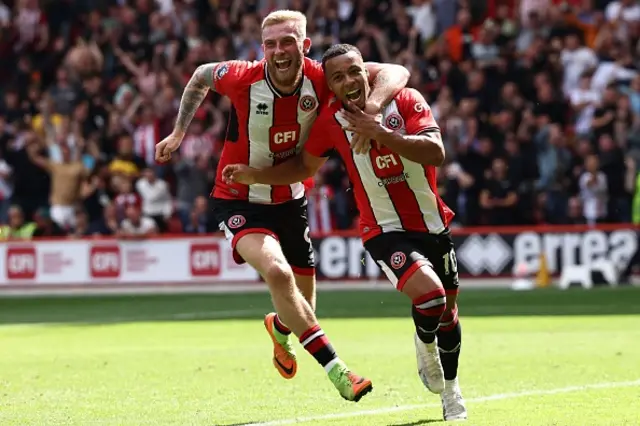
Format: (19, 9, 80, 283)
(264, 61, 304, 98)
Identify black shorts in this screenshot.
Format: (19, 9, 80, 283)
(365, 230, 460, 294)
(211, 197, 314, 275)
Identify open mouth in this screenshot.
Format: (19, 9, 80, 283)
(346, 88, 362, 102)
(275, 59, 292, 72)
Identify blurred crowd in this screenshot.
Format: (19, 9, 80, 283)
(0, 0, 640, 240)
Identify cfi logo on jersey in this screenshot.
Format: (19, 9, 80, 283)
(299, 95, 317, 112)
(215, 63, 229, 80)
(385, 113, 404, 130)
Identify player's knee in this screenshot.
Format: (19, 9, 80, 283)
(263, 261, 295, 288)
(401, 263, 444, 301)
(413, 287, 447, 319)
(412, 287, 446, 340)
(440, 303, 459, 331)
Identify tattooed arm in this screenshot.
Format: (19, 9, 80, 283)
(363, 62, 410, 111)
(172, 63, 218, 137)
(156, 63, 217, 163)
(155, 63, 217, 162)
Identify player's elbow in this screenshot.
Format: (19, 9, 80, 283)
(421, 131, 445, 166)
(431, 144, 445, 167)
(303, 165, 317, 179)
(398, 65, 410, 82)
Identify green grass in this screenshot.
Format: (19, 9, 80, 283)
(1, 287, 640, 425)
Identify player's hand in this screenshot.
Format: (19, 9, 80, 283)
(222, 164, 256, 185)
(349, 132, 371, 155)
(155, 132, 183, 163)
(342, 101, 387, 154)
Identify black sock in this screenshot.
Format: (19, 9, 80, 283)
(412, 288, 446, 344)
(437, 306, 461, 381)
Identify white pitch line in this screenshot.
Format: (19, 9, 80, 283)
(245, 379, 640, 426)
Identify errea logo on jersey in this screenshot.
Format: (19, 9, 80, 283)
(256, 103, 269, 115)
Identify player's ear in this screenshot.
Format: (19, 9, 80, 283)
(303, 38, 312, 55)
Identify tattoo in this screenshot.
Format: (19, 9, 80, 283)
(373, 72, 391, 87)
(367, 65, 408, 109)
(174, 63, 217, 134)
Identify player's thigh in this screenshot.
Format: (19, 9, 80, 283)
(276, 198, 316, 276)
(275, 198, 316, 307)
(212, 198, 291, 281)
(365, 233, 443, 300)
(419, 231, 460, 309)
(235, 233, 293, 284)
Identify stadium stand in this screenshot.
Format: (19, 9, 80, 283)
(1, 0, 639, 239)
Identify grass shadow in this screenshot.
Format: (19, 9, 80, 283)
(0, 287, 639, 326)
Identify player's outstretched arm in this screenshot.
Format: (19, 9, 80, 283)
(156, 63, 217, 162)
(173, 63, 217, 137)
(363, 63, 410, 111)
(223, 152, 327, 186)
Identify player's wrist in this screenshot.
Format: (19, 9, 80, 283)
(247, 168, 260, 184)
(375, 126, 394, 144)
(364, 98, 383, 115)
(171, 129, 186, 140)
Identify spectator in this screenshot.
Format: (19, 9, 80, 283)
(565, 196, 587, 224)
(579, 154, 608, 224)
(480, 157, 519, 225)
(0, 205, 35, 240)
(118, 204, 157, 239)
(113, 177, 141, 222)
(307, 174, 334, 234)
(136, 167, 172, 231)
(570, 72, 601, 136)
(184, 195, 209, 234)
(174, 152, 214, 225)
(0, 148, 12, 223)
(69, 208, 91, 238)
(88, 203, 119, 236)
(32, 206, 65, 237)
(561, 32, 598, 96)
(109, 134, 146, 179)
(28, 139, 86, 229)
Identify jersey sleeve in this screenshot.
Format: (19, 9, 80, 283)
(305, 59, 332, 111)
(304, 112, 335, 158)
(397, 88, 439, 135)
(211, 60, 258, 98)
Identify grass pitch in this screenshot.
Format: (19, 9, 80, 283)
(1, 287, 639, 425)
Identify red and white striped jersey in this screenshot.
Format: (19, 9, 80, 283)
(305, 88, 455, 242)
(210, 58, 328, 204)
(307, 184, 335, 234)
(134, 121, 160, 166)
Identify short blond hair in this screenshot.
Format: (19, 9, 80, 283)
(262, 10, 307, 40)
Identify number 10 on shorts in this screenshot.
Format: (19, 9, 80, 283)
(442, 249, 458, 276)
